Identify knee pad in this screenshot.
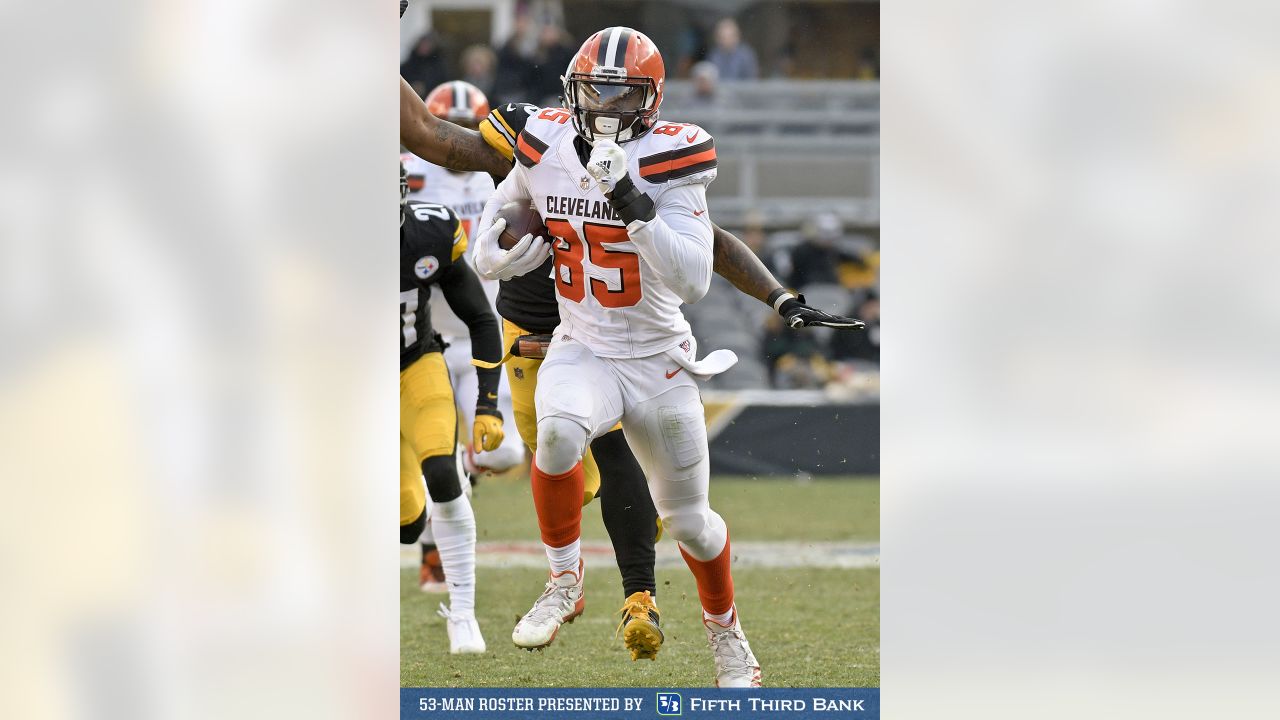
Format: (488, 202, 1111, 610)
(535, 416, 587, 475)
(421, 455, 463, 504)
(661, 510, 709, 544)
(400, 508, 426, 544)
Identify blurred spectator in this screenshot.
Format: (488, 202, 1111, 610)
(493, 14, 538, 106)
(856, 47, 879, 80)
(707, 18, 759, 81)
(788, 213, 858, 289)
(690, 61, 719, 105)
(530, 24, 576, 107)
(830, 293, 880, 364)
(401, 32, 449, 98)
(739, 212, 788, 277)
(460, 45, 498, 98)
(761, 314, 831, 389)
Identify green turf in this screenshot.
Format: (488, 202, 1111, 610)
(403, 476, 879, 688)
(471, 475, 879, 544)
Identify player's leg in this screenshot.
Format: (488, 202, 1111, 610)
(416, 496, 448, 593)
(502, 319, 604, 505)
(511, 340, 622, 650)
(622, 383, 761, 686)
(400, 436, 427, 543)
(401, 352, 485, 653)
(591, 428, 663, 660)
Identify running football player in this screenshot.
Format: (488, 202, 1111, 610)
(399, 163, 505, 654)
(473, 28, 761, 686)
(404, 81, 527, 592)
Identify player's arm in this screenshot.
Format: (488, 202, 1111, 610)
(437, 258, 506, 451)
(711, 224, 866, 329)
(472, 163, 548, 281)
(588, 141, 713, 303)
(400, 77, 510, 177)
(625, 183, 715, 303)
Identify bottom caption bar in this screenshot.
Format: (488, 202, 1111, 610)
(401, 688, 879, 719)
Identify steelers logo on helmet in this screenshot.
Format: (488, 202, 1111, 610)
(561, 27, 665, 144)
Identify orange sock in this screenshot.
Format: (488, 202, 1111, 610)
(530, 458, 584, 548)
(679, 535, 734, 617)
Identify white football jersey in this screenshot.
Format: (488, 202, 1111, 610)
(401, 153, 494, 251)
(502, 108, 718, 358)
(401, 152, 498, 341)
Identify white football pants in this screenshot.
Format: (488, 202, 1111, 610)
(534, 337, 728, 562)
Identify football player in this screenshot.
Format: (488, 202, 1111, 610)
(400, 162, 505, 654)
(473, 28, 762, 686)
(404, 81, 527, 592)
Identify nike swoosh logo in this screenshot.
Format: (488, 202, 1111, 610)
(693, 209, 706, 216)
(686, 131, 699, 143)
(665, 368, 683, 379)
(486, 393, 497, 400)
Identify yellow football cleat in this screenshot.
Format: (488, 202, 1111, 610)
(616, 591, 664, 661)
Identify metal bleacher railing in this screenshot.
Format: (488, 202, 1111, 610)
(659, 80, 880, 229)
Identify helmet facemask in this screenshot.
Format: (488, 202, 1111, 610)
(563, 69, 659, 144)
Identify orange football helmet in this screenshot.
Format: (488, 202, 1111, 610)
(424, 80, 490, 129)
(561, 26, 665, 143)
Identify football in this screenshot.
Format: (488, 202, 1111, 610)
(496, 201, 548, 250)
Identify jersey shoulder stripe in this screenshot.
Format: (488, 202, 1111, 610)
(451, 218, 468, 261)
(638, 136, 717, 183)
(515, 130, 549, 168)
(479, 102, 538, 162)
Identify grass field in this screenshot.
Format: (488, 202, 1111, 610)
(401, 476, 879, 688)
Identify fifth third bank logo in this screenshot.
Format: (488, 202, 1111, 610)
(656, 692, 682, 716)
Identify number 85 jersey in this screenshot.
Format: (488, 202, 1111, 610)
(481, 107, 718, 359)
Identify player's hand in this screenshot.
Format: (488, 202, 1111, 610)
(474, 217, 550, 281)
(586, 139, 628, 193)
(473, 409, 504, 452)
(779, 296, 867, 330)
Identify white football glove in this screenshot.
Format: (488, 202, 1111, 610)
(473, 217, 551, 281)
(586, 139, 628, 194)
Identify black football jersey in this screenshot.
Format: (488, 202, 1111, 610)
(401, 200, 467, 369)
(479, 102, 561, 334)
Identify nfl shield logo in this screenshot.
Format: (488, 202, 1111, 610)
(680, 339, 691, 354)
(514, 367, 524, 379)
(580, 175, 590, 190)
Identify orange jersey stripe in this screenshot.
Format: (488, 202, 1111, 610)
(640, 147, 717, 177)
(516, 134, 543, 162)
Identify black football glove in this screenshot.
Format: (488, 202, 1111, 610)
(769, 289, 867, 330)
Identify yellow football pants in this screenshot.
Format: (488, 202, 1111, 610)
(400, 351, 457, 526)
(503, 319, 602, 505)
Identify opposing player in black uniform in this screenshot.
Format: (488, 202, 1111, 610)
(400, 163, 504, 654)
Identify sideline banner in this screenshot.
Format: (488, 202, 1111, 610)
(401, 688, 879, 719)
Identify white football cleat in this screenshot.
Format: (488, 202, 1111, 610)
(511, 560, 585, 650)
(437, 604, 486, 654)
(704, 607, 762, 687)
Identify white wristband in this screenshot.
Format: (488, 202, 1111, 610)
(771, 291, 798, 313)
